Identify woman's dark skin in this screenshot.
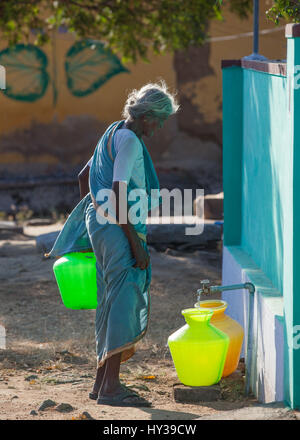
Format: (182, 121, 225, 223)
(78, 115, 164, 402)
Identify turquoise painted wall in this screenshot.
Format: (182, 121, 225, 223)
(286, 36, 300, 411)
(241, 70, 289, 294)
(222, 33, 300, 408)
(222, 66, 243, 247)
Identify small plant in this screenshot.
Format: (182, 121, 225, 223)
(50, 208, 68, 223)
(0, 211, 9, 220)
(15, 207, 34, 222)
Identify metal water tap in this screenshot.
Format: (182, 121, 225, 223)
(196, 278, 256, 397)
(196, 279, 255, 303)
(197, 279, 211, 301)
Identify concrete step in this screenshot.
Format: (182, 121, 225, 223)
(147, 217, 222, 246)
(193, 192, 223, 220)
(0, 221, 23, 234)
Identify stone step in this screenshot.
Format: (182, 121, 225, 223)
(173, 383, 221, 403)
(36, 219, 222, 255)
(26, 218, 55, 227)
(193, 192, 224, 220)
(0, 221, 23, 234)
(147, 217, 221, 245)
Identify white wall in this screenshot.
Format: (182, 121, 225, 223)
(222, 245, 284, 403)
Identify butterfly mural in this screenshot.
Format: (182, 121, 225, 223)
(0, 39, 129, 105)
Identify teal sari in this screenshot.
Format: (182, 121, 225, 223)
(45, 120, 160, 367)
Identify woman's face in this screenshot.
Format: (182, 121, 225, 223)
(142, 116, 167, 137)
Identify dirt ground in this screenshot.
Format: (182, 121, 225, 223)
(0, 221, 293, 421)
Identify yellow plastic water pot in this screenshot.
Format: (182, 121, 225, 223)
(53, 252, 97, 309)
(194, 300, 244, 377)
(168, 308, 229, 386)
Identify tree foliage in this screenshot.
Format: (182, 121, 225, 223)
(0, 0, 254, 62)
(227, 0, 253, 19)
(266, 1, 300, 24)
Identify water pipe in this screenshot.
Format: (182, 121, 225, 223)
(242, 0, 268, 61)
(253, 0, 259, 55)
(196, 279, 255, 396)
(197, 279, 255, 300)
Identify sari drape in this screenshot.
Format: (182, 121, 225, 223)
(45, 120, 160, 367)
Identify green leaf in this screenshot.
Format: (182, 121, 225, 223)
(0, 44, 49, 102)
(65, 39, 129, 97)
(6, 20, 16, 31)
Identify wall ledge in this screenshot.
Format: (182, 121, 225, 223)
(241, 59, 286, 76)
(221, 59, 287, 76)
(285, 23, 300, 38)
(225, 246, 284, 320)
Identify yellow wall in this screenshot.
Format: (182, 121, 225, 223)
(0, 1, 289, 172)
(0, 31, 176, 171)
(0, 32, 176, 135)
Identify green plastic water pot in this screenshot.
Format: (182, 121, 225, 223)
(168, 308, 229, 386)
(53, 252, 97, 310)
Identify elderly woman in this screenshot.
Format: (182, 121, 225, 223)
(46, 82, 178, 407)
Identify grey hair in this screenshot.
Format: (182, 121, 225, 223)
(122, 80, 179, 121)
